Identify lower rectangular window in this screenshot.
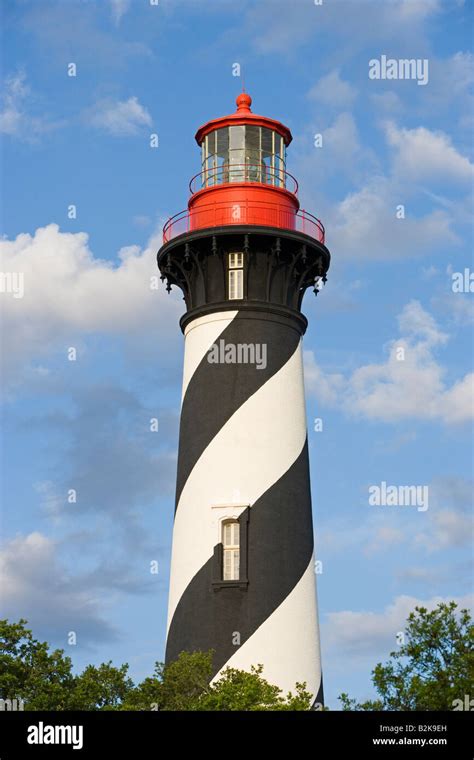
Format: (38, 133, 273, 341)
(228, 268, 243, 300)
(223, 520, 240, 580)
(212, 509, 249, 590)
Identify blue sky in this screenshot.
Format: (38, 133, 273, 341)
(1, 0, 473, 709)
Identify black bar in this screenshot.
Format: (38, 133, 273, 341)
(0, 710, 471, 757)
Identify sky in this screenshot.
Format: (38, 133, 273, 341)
(0, 0, 473, 709)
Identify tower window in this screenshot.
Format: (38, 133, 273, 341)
(222, 520, 240, 581)
(211, 508, 249, 590)
(228, 253, 244, 300)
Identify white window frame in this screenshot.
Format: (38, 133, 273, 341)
(228, 252, 244, 300)
(222, 519, 240, 581)
(211, 503, 250, 584)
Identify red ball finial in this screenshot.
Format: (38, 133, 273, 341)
(236, 92, 252, 112)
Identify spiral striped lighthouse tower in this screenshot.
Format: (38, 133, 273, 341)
(158, 93, 330, 704)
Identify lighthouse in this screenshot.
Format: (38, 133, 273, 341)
(157, 93, 330, 705)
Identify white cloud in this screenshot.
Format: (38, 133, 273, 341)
(396, 0, 441, 20)
(420, 476, 473, 552)
(440, 374, 474, 424)
(320, 112, 362, 168)
(366, 525, 405, 553)
(308, 70, 357, 109)
(397, 298, 448, 345)
(385, 122, 474, 184)
(110, 0, 131, 25)
(438, 293, 474, 326)
(305, 301, 473, 424)
(304, 351, 344, 406)
(0, 223, 182, 385)
(446, 50, 474, 94)
(295, 112, 470, 261)
(0, 71, 28, 135)
(291, 112, 380, 205)
(323, 592, 472, 663)
(424, 508, 472, 550)
(328, 178, 458, 260)
(296, 116, 462, 259)
(87, 96, 152, 136)
(0, 532, 116, 644)
(420, 51, 474, 119)
(0, 71, 63, 141)
(318, 475, 472, 563)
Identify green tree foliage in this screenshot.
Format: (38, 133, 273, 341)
(0, 621, 311, 711)
(70, 663, 135, 710)
(0, 618, 76, 710)
(123, 652, 312, 711)
(339, 602, 474, 711)
(123, 651, 214, 711)
(195, 664, 313, 711)
(6, 602, 469, 712)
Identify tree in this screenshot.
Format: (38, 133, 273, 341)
(1, 620, 313, 710)
(0, 619, 134, 711)
(123, 650, 214, 711)
(196, 664, 313, 711)
(70, 662, 135, 710)
(339, 602, 474, 711)
(0, 619, 75, 710)
(124, 651, 312, 711)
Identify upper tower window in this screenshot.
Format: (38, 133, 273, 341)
(228, 252, 244, 300)
(202, 126, 286, 189)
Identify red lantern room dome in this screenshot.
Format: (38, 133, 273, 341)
(162, 93, 324, 244)
(194, 91, 292, 146)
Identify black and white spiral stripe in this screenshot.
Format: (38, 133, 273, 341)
(166, 309, 323, 703)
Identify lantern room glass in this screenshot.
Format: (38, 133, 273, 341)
(201, 126, 286, 188)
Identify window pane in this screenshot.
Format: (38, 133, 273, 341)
(244, 125, 260, 182)
(209, 131, 217, 154)
(232, 522, 240, 546)
(246, 125, 260, 152)
(229, 269, 243, 299)
(245, 125, 260, 179)
(224, 551, 232, 580)
(223, 549, 239, 580)
(280, 137, 285, 187)
(233, 550, 240, 580)
(261, 127, 273, 154)
(270, 130, 275, 185)
(229, 125, 245, 149)
(229, 252, 243, 269)
(229, 126, 245, 181)
(216, 127, 229, 157)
